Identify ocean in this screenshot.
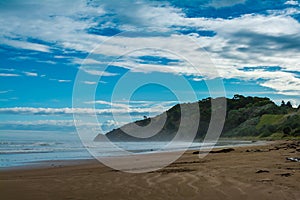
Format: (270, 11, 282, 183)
(0, 130, 259, 168)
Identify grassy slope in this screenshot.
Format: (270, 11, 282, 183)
(256, 114, 285, 129)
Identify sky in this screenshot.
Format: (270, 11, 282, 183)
(0, 0, 300, 133)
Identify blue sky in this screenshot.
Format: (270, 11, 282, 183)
(0, 0, 300, 133)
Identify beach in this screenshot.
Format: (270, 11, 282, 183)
(1, 140, 299, 200)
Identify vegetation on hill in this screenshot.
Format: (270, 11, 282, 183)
(94, 95, 300, 141)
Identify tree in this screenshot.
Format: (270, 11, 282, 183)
(286, 101, 292, 108)
(283, 126, 291, 135)
(233, 94, 245, 100)
(281, 100, 285, 107)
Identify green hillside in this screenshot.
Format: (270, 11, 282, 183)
(256, 114, 285, 129)
(94, 95, 300, 141)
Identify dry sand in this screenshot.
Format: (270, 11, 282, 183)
(1, 140, 300, 200)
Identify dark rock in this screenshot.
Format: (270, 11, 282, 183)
(286, 167, 300, 170)
(257, 178, 273, 182)
(210, 148, 235, 153)
(193, 148, 235, 154)
(286, 157, 300, 162)
(278, 173, 292, 177)
(256, 169, 270, 173)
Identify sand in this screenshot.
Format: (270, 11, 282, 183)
(1, 140, 300, 200)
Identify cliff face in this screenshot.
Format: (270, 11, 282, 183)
(94, 95, 300, 142)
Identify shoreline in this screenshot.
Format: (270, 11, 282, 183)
(1, 140, 299, 200)
(0, 139, 270, 171)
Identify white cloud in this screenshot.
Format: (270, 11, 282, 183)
(193, 77, 203, 82)
(82, 81, 98, 85)
(73, 58, 105, 65)
(260, 73, 300, 95)
(49, 78, 71, 83)
(8, 119, 95, 127)
(0, 107, 100, 115)
(1, 38, 51, 53)
(101, 0, 185, 30)
(86, 100, 177, 117)
(24, 71, 38, 77)
(0, 120, 75, 127)
(0, 106, 165, 116)
(58, 79, 72, 83)
(285, 0, 299, 6)
(0, 119, 100, 131)
(87, 100, 130, 109)
(83, 69, 119, 76)
(0, 0, 299, 98)
(0, 99, 177, 119)
(0, 119, 126, 132)
(0, 73, 20, 77)
(0, 0, 106, 53)
(37, 60, 57, 65)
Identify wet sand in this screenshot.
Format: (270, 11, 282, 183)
(1, 140, 299, 200)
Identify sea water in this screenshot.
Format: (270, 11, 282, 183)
(0, 130, 91, 167)
(0, 130, 258, 168)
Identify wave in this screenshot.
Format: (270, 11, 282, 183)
(32, 142, 64, 146)
(0, 149, 55, 154)
(0, 147, 85, 155)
